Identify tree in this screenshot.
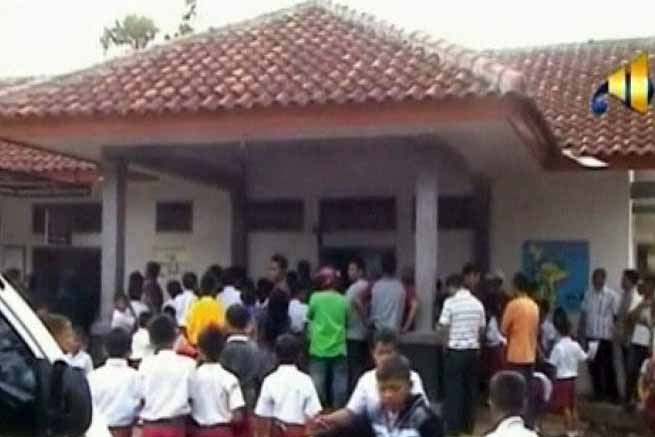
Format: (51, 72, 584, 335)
(100, 14, 159, 53)
(165, 0, 197, 40)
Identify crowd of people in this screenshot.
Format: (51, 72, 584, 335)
(31, 252, 655, 437)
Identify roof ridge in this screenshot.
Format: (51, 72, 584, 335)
(304, 0, 526, 94)
(490, 35, 655, 54)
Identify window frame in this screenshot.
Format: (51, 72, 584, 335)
(155, 201, 194, 233)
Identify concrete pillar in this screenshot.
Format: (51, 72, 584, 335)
(100, 158, 127, 323)
(230, 187, 248, 269)
(414, 156, 438, 331)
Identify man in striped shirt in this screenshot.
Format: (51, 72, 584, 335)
(438, 268, 486, 437)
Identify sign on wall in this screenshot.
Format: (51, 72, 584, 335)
(153, 246, 191, 281)
(522, 240, 590, 313)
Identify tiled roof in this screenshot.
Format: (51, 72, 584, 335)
(0, 138, 96, 181)
(493, 38, 655, 159)
(0, 1, 525, 119)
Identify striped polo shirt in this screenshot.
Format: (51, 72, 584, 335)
(439, 288, 486, 350)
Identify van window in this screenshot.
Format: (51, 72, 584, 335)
(0, 314, 37, 435)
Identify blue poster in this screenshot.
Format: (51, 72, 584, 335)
(522, 241, 589, 313)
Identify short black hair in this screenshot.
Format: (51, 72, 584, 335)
(256, 278, 274, 302)
(376, 354, 411, 383)
(128, 271, 144, 301)
(200, 272, 218, 297)
(445, 274, 463, 289)
(349, 257, 366, 273)
(489, 371, 527, 417)
(207, 265, 224, 282)
(148, 315, 177, 350)
(104, 328, 132, 358)
(462, 263, 481, 277)
(373, 327, 399, 350)
(513, 272, 531, 292)
(138, 311, 152, 329)
(275, 334, 301, 365)
(198, 325, 224, 362)
(593, 268, 607, 279)
(241, 285, 257, 306)
(226, 304, 252, 330)
(381, 252, 397, 276)
(221, 267, 239, 287)
(163, 306, 176, 321)
(167, 280, 183, 299)
(553, 307, 571, 336)
(271, 254, 289, 271)
(146, 261, 161, 278)
(182, 272, 198, 292)
(624, 269, 640, 287)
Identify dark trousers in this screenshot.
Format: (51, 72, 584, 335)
(588, 339, 619, 402)
(626, 344, 650, 404)
(444, 349, 479, 435)
(506, 363, 535, 429)
(347, 339, 369, 391)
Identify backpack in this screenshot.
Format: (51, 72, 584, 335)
(35, 359, 93, 437)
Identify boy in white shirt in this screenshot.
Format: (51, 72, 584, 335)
(548, 309, 588, 437)
(112, 293, 136, 334)
(175, 272, 198, 328)
(190, 325, 245, 437)
(255, 334, 322, 437)
(66, 326, 93, 375)
(485, 371, 538, 437)
(137, 315, 196, 437)
(89, 328, 141, 437)
(131, 311, 153, 366)
(288, 286, 308, 335)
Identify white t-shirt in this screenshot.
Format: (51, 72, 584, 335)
(67, 351, 93, 375)
(631, 295, 652, 347)
(218, 286, 243, 311)
(548, 336, 588, 379)
(174, 290, 197, 327)
(346, 368, 426, 417)
(88, 359, 141, 427)
(137, 350, 196, 421)
(288, 299, 308, 334)
(485, 416, 538, 437)
(130, 300, 149, 319)
(190, 363, 245, 426)
(255, 365, 322, 425)
(131, 328, 153, 361)
(112, 309, 135, 334)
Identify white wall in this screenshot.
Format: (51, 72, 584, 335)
(492, 170, 631, 292)
(0, 170, 231, 286)
(245, 143, 475, 278)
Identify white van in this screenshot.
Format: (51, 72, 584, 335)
(0, 275, 110, 436)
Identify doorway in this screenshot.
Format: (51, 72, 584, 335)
(32, 247, 101, 332)
(319, 246, 395, 284)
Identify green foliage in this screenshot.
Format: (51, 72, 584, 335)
(165, 0, 197, 40)
(100, 14, 159, 53)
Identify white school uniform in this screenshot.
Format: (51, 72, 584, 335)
(174, 290, 197, 327)
(137, 349, 196, 421)
(130, 300, 149, 319)
(548, 336, 588, 379)
(131, 328, 153, 361)
(346, 368, 427, 417)
(88, 358, 141, 427)
(190, 363, 245, 426)
(112, 309, 136, 333)
(218, 286, 243, 311)
(67, 350, 94, 375)
(255, 364, 322, 425)
(485, 416, 538, 437)
(288, 299, 308, 334)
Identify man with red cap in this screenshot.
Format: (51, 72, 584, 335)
(307, 266, 349, 409)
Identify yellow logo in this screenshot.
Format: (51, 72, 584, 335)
(591, 53, 653, 115)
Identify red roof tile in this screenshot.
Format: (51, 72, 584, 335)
(0, 1, 525, 120)
(0, 138, 96, 180)
(493, 38, 655, 159)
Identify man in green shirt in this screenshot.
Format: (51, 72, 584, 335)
(308, 266, 348, 408)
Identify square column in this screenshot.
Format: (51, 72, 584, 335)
(100, 158, 127, 323)
(414, 157, 438, 331)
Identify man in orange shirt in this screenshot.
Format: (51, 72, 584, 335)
(501, 272, 540, 428)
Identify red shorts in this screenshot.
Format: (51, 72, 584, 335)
(189, 425, 234, 437)
(109, 427, 133, 437)
(271, 423, 306, 437)
(550, 378, 576, 414)
(142, 423, 186, 437)
(232, 415, 253, 437)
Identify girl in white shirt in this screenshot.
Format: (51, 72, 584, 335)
(66, 326, 94, 375)
(111, 293, 136, 334)
(548, 309, 588, 437)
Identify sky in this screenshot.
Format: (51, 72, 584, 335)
(0, 0, 653, 77)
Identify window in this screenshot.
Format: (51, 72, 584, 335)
(32, 203, 102, 234)
(320, 197, 396, 232)
(246, 199, 304, 231)
(412, 196, 475, 230)
(0, 314, 37, 435)
(156, 201, 193, 233)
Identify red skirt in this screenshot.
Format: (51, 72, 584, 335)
(189, 425, 234, 437)
(232, 415, 253, 437)
(142, 425, 186, 437)
(109, 427, 133, 437)
(550, 378, 576, 414)
(271, 423, 306, 437)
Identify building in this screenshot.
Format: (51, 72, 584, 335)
(0, 2, 649, 332)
